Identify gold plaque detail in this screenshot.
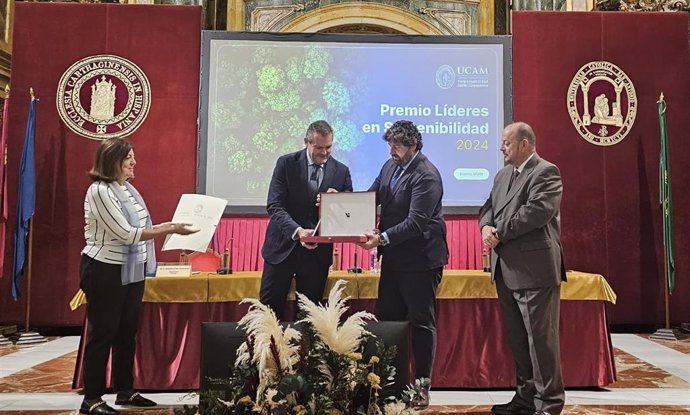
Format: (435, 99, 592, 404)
(567, 61, 637, 146)
(56, 55, 151, 140)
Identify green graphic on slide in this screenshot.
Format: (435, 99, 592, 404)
(211, 44, 366, 197)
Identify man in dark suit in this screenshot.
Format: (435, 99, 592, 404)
(361, 120, 448, 409)
(479, 122, 566, 415)
(260, 120, 353, 320)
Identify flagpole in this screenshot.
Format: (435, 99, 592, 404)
(24, 219, 33, 334)
(651, 92, 686, 341)
(663, 246, 670, 329)
(24, 89, 35, 335)
(660, 92, 670, 331)
(0, 86, 15, 347)
(12, 89, 46, 346)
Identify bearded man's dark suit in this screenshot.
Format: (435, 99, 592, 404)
(478, 154, 566, 415)
(369, 152, 448, 380)
(260, 149, 352, 319)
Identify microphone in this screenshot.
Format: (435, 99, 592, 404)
(348, 250, 363, 274)
(217, 240, 233, 274)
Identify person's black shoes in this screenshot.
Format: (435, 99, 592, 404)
(411, 385, 430, 410)
(491, 401, 536, 415)
(410, 378, 431, 410)
(80, 399, 118, 415)
(115, 391, 157, 407)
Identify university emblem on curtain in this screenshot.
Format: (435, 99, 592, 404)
(56, 55, 151, 140)
(567, 61, 637, 146)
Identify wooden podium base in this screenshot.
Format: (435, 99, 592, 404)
(650, 328, 688, 341)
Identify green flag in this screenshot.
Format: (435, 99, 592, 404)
(658, 94, 675, 294)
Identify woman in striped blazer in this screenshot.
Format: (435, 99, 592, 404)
(79, 138, 196, 415)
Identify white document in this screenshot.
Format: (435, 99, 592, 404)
(162, 194, 228, 252)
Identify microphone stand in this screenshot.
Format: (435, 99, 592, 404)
(348, 250, 363, 273)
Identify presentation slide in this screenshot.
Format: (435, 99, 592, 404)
(198, 32, 511, 213)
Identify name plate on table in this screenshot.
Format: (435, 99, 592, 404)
(155, 263, 192, 277)
(303, 191, 376, 243)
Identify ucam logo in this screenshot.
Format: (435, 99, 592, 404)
(457, 66, 489, 75)
(436, 65, 490, 89)
(436, 65, 456, 89)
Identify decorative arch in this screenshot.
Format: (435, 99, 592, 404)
(279, 3, 444, 35)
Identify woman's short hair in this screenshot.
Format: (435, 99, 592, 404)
(88, 138, 133, 182)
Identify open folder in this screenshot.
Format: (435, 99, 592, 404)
(162, 194, 228, 252)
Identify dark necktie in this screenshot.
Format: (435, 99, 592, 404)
(390, 166, 403, 189)
(507, 169, 519, 193)
(309, 164, 322, 192)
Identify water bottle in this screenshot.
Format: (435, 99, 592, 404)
(482, 246, 491, 273)
(332, 248, 340, 271)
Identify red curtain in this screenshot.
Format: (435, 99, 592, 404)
(212, 215, 483, 272)
(73, 298, 616, 390)
(0, 4, 201, 326)
(513, 12, 690, 324)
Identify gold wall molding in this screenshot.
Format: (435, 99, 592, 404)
(620, 0, 690, 10)
(228, 0, 245, 31)
(566, 0, 595, 10)
(594, 0, 690, 10)
(419, 7, 472, 35)
(0, 0, 13, 97)
(280, 3, 443, 34)
(228, 1, 494, 35)
(250, 4, 305, 32)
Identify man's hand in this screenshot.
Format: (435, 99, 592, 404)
(297, 227, 318, 249)
(359, 230, 381, 250)
(481, 225, 499, 249)
(316, 188, 339, 207)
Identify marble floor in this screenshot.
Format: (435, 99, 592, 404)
(0, 334, 689, 414)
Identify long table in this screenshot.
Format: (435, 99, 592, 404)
(72, 270, 617, 390)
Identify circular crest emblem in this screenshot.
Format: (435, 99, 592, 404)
(567, 61, 636, 146)
(56, 55, 151, 140)
(436, 65, 456, 90)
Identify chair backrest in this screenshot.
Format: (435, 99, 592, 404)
(188, 249, 220, 272)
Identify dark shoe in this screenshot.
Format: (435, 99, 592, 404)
(411, 379, 430, 410)
(411, 387, 429, 410)
(80, 399, 118, 415)
(491, 401, 535, 415)
(533, 412, 552, 415)
(115, 391, 157, 407)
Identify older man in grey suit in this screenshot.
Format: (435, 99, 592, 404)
(479, 122, 566, 415)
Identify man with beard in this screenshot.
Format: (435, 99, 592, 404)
(361, 120, 448, 409)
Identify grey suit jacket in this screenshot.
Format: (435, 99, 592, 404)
(478, 154, 567, 290)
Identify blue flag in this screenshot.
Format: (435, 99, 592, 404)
(11, 97, 37, 300)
